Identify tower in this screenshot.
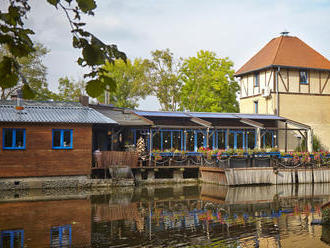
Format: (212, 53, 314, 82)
(235, 34, 330, 150)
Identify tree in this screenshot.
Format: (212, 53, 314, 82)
(0, 43, 53, 100)
(147, 49, 182, 111)
(180, 50, 239, 112)
(55, 76, 85, 102)
(0, 0, 126, 99)
(98, 59, 151, 108)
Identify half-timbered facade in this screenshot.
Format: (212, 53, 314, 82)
(236, 34, 330, 150)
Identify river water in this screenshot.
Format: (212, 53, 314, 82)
(0, 183, 329, 248)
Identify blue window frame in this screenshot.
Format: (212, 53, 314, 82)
(215, 130, 227, 150)
(0, 230, 24, 248)
(50, 225, 72, 247)
(52, 129, 73, 149)
(299, 70, 308, 84)
(2, 129, 25, 150)
(254, 101, 258, 114)
(254, 72, 259, 87)
(262, 130, 275, 148)
(245, 130, 256, 149)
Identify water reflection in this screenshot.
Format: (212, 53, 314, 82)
(0, 184, 329, 247)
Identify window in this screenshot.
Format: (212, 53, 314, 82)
(52, 129, 73, 149)
(1, 230, 24, 248)
(254, 101, 258, 114)
(3, 129, 25, 150)
(254, 72, 259, 87)
(299, 70, 308, 84)
(50, 225, 71, 248)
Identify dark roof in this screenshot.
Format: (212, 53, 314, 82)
(0, 100, 117, 124)
(90, 104, 152, 126)
(235, 35, 330, 76)
(134, 110, 286, 121)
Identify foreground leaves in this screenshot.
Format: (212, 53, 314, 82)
(0, 0, 126, 99)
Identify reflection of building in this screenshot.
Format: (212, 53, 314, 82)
(0, 199, 91, 247)
(236, 34, 330, 150)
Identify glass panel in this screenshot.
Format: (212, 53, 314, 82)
(15, 129, 24, 148)
(4, 129, 13, 147)
(185, 131, 194, 151)
(152, 132, 161, 150)
(247, 131, 256, 149)
(163, 131, 171, 150)
(228, 132, 235, 148)
(61, 227, 71, 247)
(53, 130, 61, 147)
(300, 71, 308, 83)
(1, 232, 11, 248)
(1, 231, 23, 248)
(172, 131, 182, 150)
(197, 132, 205, 149)
(63, 130, 72, 147)
(13, 232, 23, 248)
(217, 131, 226, 149)
(264, 132, 273, 148)
(236, 132, 243, 149)
(208, 132, 214, 149)
(50, 229, 60, 247)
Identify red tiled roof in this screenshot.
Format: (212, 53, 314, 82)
(235, 36, 330, 76)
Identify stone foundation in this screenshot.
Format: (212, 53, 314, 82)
(0, 176, 134, 190)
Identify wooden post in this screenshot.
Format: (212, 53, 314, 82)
(206, 128, 209, 148)
(256, 128, 261, 149)
(307, 129, 313, 152)
(285, 122, 288, 152)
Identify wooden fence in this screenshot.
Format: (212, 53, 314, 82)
(93, 151, 139, 168)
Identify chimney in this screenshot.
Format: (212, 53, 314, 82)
(15, 89, 24, 110)
(79, 95, 89, 106)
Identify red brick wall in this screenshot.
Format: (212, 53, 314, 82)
(0, 123, 92, 177)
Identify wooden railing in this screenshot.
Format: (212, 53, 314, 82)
(93, 151, 139, 168)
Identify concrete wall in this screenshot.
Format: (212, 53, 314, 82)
(240, 94, 276, 115)
(279, 94, 330, 150)
(199, 167, 227, 185)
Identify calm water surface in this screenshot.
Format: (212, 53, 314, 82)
(0, 183, 329, 248)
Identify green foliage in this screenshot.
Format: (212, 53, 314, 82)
(97, 59, 151, 108)
(295, 134, 325, 152)
(146, 49, 182, 111)
(55, 77, 85, 101)
(0, 43, 52, 100)
(180, 50, 239, 112)
(322, 207, 330, 224)
(0, 0, 126, 99)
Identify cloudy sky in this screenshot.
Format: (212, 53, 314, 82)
(22, 0, 330, 109)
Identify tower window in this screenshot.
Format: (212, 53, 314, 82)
(254, 72, 259, 87)
(254, 101, 258, 113)
(299, 70, 308, 84)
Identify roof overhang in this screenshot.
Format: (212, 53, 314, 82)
(189, 117, 212, 128)
(127, 110, 154, 126)
(239, 118, 264, 129)
(285, 119, 310, 130)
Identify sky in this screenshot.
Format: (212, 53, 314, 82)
(15, 0, 330, 110)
